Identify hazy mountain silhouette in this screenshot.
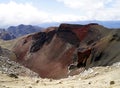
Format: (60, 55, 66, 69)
(0, 24, 43, 40)
(39, 21, 120, 28)
(7, 24, 43, 37)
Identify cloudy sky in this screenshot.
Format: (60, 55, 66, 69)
(0, 0, 120, 27)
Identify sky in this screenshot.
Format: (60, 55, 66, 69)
(0, 0, 120, 27)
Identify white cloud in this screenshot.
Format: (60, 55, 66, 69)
(0, 0, 120, 27)
(57, 0, 120, 20)
(47, 14, 87, 22)
(0, 1, 49, 27)
(57, 0, 106, 9)
(0, 1, 89, 27)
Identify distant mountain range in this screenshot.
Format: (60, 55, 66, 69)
(7, 24, 43, 37)
(0, 21, 120, 40)
(0, 24, 43, 40)
(39, 21, 120, 28)
(0, 29, 16, 40)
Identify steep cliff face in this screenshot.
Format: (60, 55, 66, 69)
(12, 23, 120, 79)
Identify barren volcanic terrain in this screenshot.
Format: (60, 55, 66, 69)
(0, 23, 120, 88)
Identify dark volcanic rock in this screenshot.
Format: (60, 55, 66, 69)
(12, 23, 120, 79)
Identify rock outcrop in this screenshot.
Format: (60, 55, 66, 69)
(0, 46, 39, 77)
(12, 23, 120, 79)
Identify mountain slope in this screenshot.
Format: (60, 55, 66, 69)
(12, 23, 120, 79)
(0, 62, 120, 88)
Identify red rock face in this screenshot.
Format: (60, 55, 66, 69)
(12, 35, 33, 62)
(12, 23, 105, 79)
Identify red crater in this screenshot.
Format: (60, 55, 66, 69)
(12, 23, 117, 79)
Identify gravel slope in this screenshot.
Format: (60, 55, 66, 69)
(0, 62, 120, 88)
